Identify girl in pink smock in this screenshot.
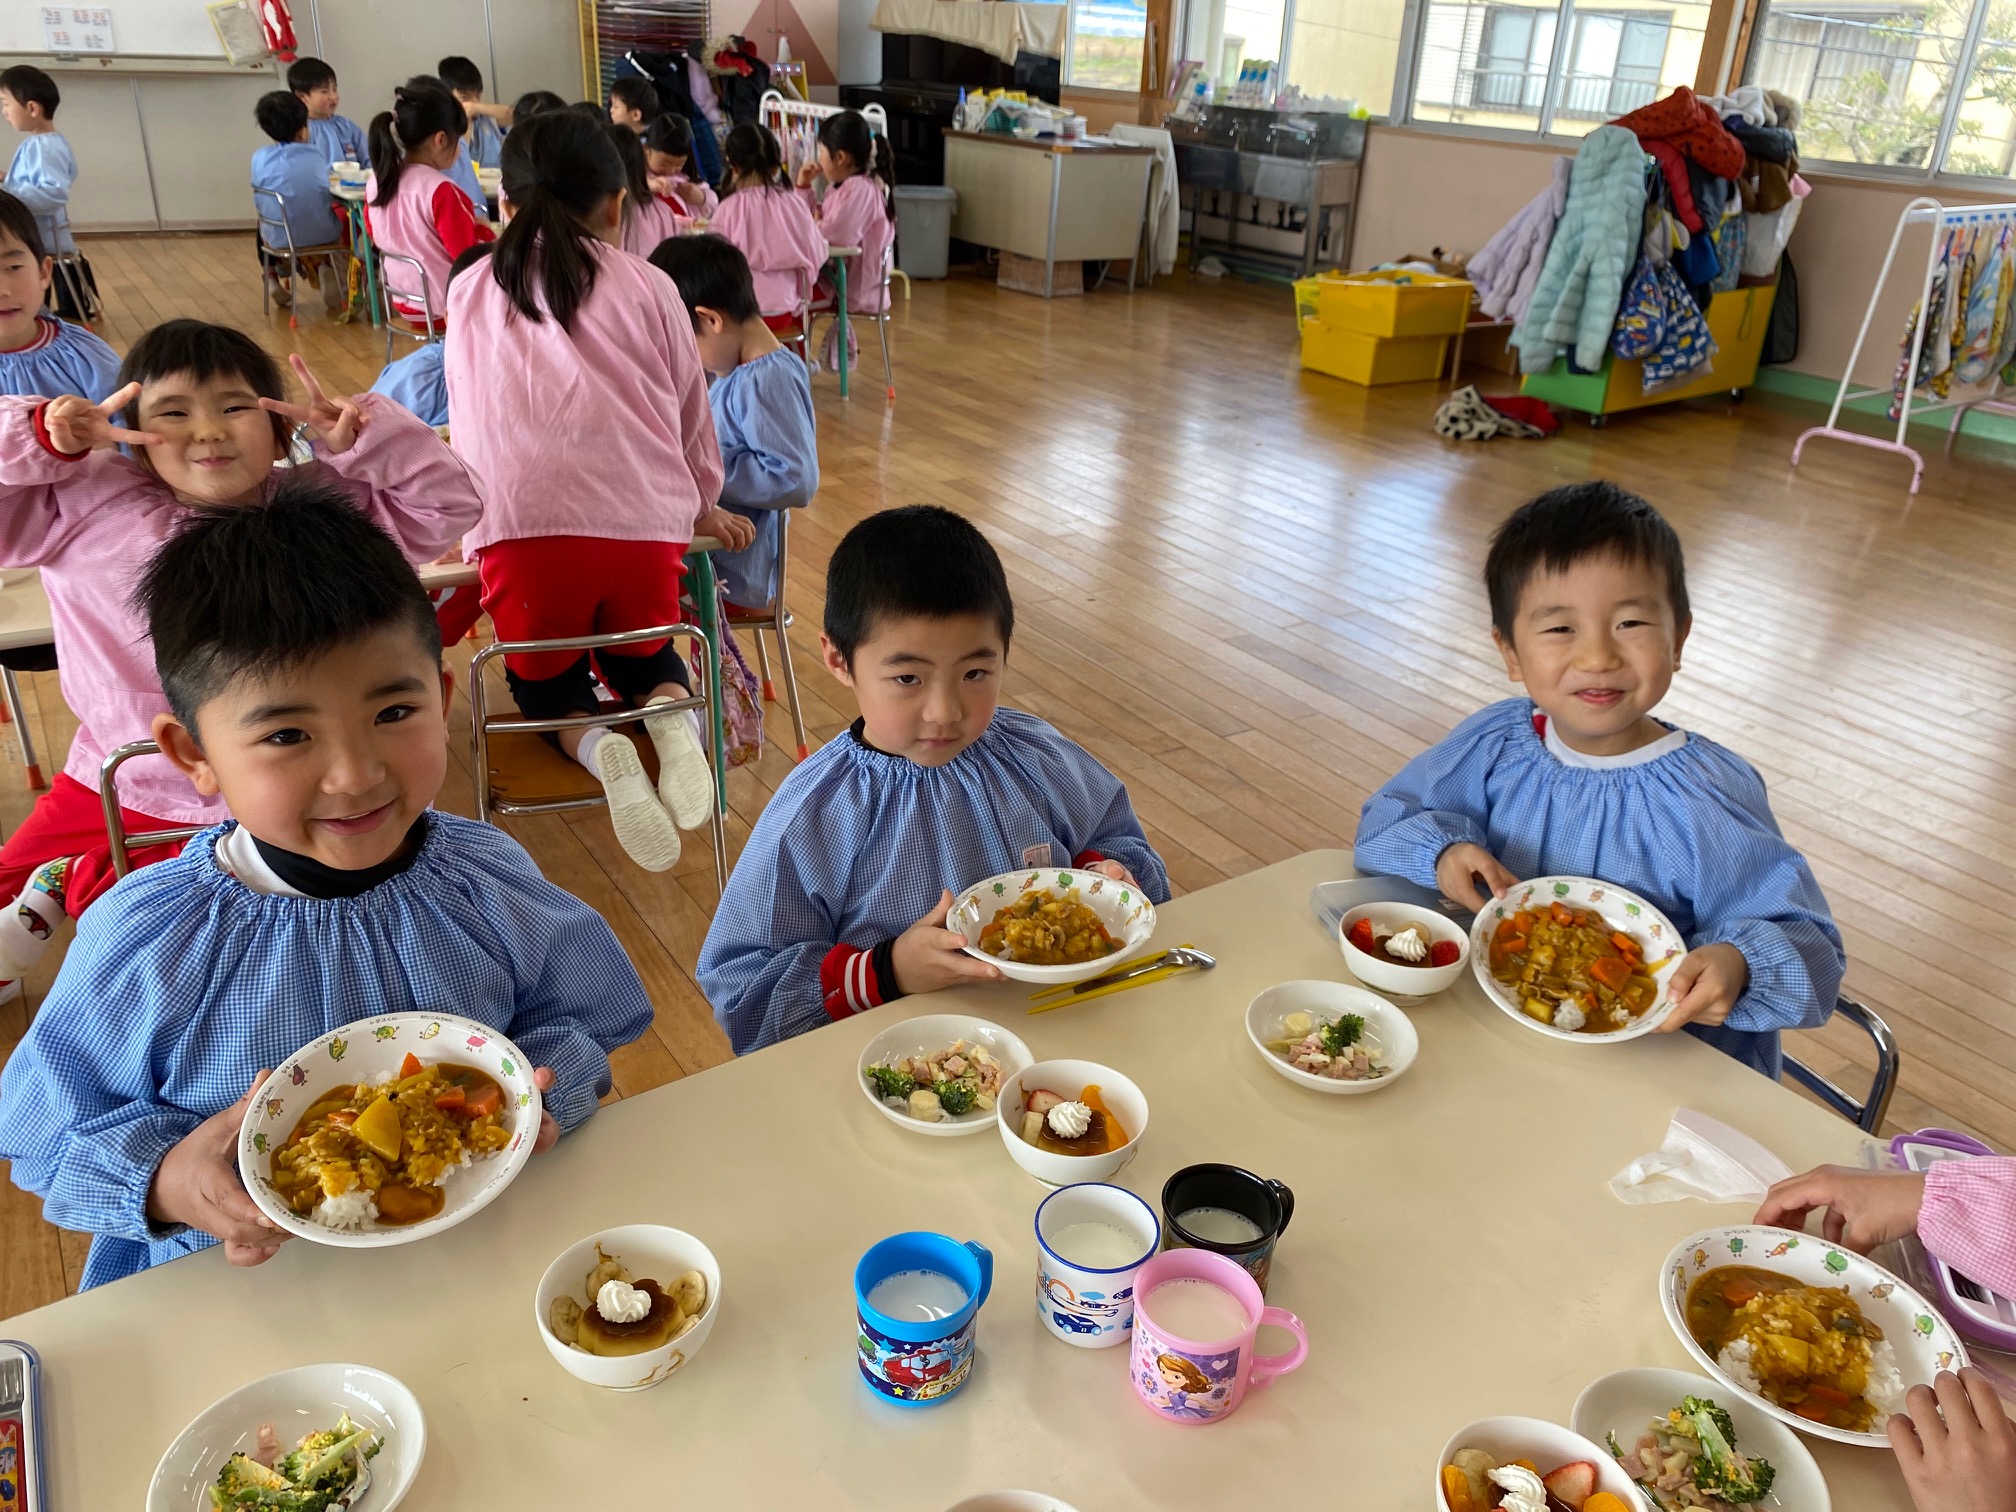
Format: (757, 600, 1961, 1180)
(608, 122, 687, 260)
(365, 77, 493, 322)
(710, 124, 828, 327)
(796, 110, 894, 364)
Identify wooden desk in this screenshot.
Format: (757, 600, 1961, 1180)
(9, 852, 1913, 1510)
(942, 130, 1155, 299)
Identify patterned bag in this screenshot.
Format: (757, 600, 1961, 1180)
(709, 612, 767, 768)
(1641, 262, 1718, 392)
(1612, 254, 1667, 361)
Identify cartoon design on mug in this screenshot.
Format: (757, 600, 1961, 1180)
(857, 1315, 976, 1403)
(1041, 1269, 1134, 1336)
(1134, 1332, 1237, 1421)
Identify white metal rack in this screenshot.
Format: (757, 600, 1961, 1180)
(756, 90, 888, 177)
(1792, 196, 2016, 494)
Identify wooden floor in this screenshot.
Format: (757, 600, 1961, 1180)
(2, 233, 2014, 1318)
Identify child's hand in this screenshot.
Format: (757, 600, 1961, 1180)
(1085, 859, 1140, 888)
(890, 889, 1004, 996)
(1754, 1164, 1926, 1250)
(1657, 941, 1749, 1030)
(1890, 1369, 2016, 1512)
(672, 179, 707, 208)
(42, 383, 163, 455)
(795, 161, 820, 190)
(697, 507, 757, 553)
(147, 1071, 289, 1268)
(259, 353, 365, 454)
(1435, 842, 1517, 913)
(530, 1066, 560, 1154)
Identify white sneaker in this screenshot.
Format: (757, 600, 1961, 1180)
(643, 698, 715, 831)
(592, 733, 682, 871)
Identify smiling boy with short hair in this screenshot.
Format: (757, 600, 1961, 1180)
(697, 504, 1170, 1055)
(1353, 480, 1843, 1076)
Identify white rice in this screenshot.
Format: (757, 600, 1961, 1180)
(1718, 1334, 1910, 1424)
(314, 1188, 379, 1229)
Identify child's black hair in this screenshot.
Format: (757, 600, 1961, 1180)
(1484, 481, 1691, 639)
(649, 234, 760, 326)
(644, 111, 693, 166)
(254, 89, 309, 145)
(115, 319, 289, 451)
(511, 89, 567, 121)
(436, 55, 485, 97)
(138, 475, 442, 732)
(817, 110, 893, 221)
(492, 110, 625, 332)
(369, 77, 466, 208)
(0, 190, 46, 263)
(286, 56, 338, 96)
(609, 77, 659, 121)
(605, 122, 656, 219)
(824, 506, 1013, 666)
(721, 122, 786, 190)
(0, 66, 59, 121)
(448, 241, 493, 285)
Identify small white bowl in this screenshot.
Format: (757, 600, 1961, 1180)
(944, 1496, 1085, 1512)
(996, 1058, 1149, 1186)
(856, 1014, 1033, 1138)
(534, 1225, 723, 1391)
(1433, 1416, 1639, 1512)
(239, 1013, 542, 1248)
(1468, 876, 1688, 1043)
(949, 867, 1157, 986)
(1246, 980, 1418, 1095)
(1571, 1366, 1830, 1512)
(1338, 901, 1468, 997)
(147, 1363, 425, 1512)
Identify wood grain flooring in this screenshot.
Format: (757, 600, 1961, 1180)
(2, 232, 2013, 1317)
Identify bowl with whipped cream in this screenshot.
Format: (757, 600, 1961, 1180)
(1338, 901, 1468, 997)
(534, 1225, 722, 1391)
(995, 1058, 1148, 1186)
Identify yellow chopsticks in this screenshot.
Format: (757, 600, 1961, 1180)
(1026, 945, 1201, 1014)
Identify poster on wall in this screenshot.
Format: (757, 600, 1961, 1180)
(40, 5, 115, 53)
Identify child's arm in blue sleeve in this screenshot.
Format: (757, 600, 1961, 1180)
(715, 367, 818, 512)
(1352, 708, 1516, 887)
(5, 138, 72, 219)
(1070, 762, 1171, 904)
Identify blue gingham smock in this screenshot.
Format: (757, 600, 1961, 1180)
(1353, 698, 1843, 1078)
(0, 813, 654, 1288)
(0, 316, 121, 404)
(698, 707, 1171, 1056)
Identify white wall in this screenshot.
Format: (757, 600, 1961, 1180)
(302, 0, 581, 131)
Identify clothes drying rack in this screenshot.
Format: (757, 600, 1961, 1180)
(756, 90, 888, 178)
(1791, 196, 2016, 494)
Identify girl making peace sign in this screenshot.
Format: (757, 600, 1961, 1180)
(0, 319, 482, 995)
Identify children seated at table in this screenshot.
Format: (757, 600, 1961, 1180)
(609, 77, 658, 134)
(607, 123, 685, 259)
(0, 66, 74, 258)
(697, 505, 1170, 1054)
(1354, 482, 1843, 1078)
(438, 54, 509, 169)
(444, 109, 749, 873)
(649, 235, 817, 616)
(796, 110, 894, 365)
(645, 114, 716, 217)
(369, 244, 490, 429)
(0, 481, 653, 1287)
(512, 89, 567, 123)
(251, 90, 347, 314)
(0, 319, 481, 1000)
(0, 190, 117, 402)
(710, 124, 828, 331)
(367, 78, 494, 322)
(287, 57, 368, 166)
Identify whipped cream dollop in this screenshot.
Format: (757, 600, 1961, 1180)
(1384, 925, 1428, 962)
(1487, 1465, 1548, 1512)
(1045, 1100, 1092, 1139)
(596, 1278, 652, 1324)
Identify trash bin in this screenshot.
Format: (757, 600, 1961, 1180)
(893, 185, 958, 280)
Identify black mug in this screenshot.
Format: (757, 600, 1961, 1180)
(1160, 1163, 1295, 1295)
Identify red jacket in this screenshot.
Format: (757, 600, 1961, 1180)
(1614, 87, 1745, 180)
(1644, 139, 1703, 233)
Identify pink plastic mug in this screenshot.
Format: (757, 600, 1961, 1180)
(1128, 1248, 1308, 1426)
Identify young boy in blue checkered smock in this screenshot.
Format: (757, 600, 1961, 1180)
(0, 480, 653, 1288)
(1354, 481, 1844, 1079)
(698, 505, 1171, 1055)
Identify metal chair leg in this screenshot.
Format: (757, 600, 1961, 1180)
(771, 610, 810, 761)
(751, 625, 775, 702)
(877, 313, 895, 402)
(2, 668, 42, 789)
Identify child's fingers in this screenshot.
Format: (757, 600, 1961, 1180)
(912, 888, 955, 930)
(1905, 1380, 1950, 1443)
(289, 351, 331, 408)
(1933, 1369, 1983, 1431)
(1755, 1168, 1838, 1229)
(533, 1065, 555, 1090)
(93, 382, 141, 417)
(101, 425, 165, 446)
(1889, 1404, 1927, 1467)
(258, 397, 312, 423)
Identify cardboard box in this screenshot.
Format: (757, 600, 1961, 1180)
(998, 252, 1083, 297)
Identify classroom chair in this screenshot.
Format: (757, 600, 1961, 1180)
(98, 741, 208, 879)
(0, 663, 43, 789)
(1783, 996, 1901, 1135)
(46, 207, 99, 325)
(468, 622, 729, 895)
(253, 187, 349, 331)
(808, 249, 895, 402)
(724, 509, 810, 761)
(375, 250, 440, 366)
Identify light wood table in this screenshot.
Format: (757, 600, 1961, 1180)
(943, 130, 1156, 299)
(4, 851, 1913, 1509)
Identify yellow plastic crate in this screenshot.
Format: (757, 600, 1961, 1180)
(1299, 319, 1450, 386)
(1293, 270, 1474, 338)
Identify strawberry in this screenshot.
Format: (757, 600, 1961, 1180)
(1540, 1462, 1597, 1511)
(1429, 939, 1461, 968)
(1345, 918, 1376, 955)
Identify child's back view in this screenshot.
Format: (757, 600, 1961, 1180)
(606, 122, 684, 259)
(250, 90, 346, 313)
(711, 124, 829, 321)
(0, 66, 74, 256)
(366, 77, 493, 321)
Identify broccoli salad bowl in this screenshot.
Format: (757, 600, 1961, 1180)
(1245, 980, 1418, 1096)
(855, 1014, 1034, 1137)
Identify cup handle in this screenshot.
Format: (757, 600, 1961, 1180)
(1248, 1306, 1308, 1389)
(1269, 1179, 1295, 1236)
(965, 1240, 994, 1308)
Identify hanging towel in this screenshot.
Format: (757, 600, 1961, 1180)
(1469, 156, 1573, 324)
(1890, 238, 1954, 419)
(1512, 126, 1648, 374)
(1954, 223, 2007, 385)
(1108, 123, 1180, 278)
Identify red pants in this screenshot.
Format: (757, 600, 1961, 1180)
(0, 772, 190, 916)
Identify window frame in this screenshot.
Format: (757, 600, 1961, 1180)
(1061, 0, 1155, 95)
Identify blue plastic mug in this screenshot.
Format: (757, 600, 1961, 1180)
(854, 1232, 993, 1407)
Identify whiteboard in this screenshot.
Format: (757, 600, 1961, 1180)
(0, 0, 229, 59)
